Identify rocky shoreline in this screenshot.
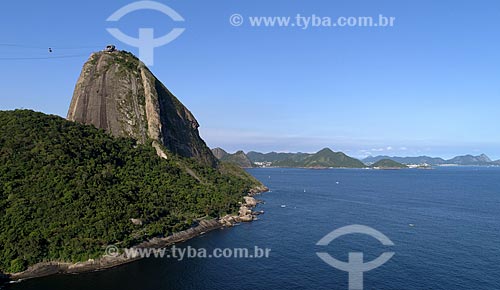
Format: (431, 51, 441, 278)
(5, 186, 268, 282)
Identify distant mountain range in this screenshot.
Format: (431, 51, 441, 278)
(363, 154, 499, 166)
(214, 148, 365, 168)
(273, 148, 365, 168)
(213, 148, 500, 168)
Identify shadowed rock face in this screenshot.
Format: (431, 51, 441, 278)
(67, 51, 217, 167)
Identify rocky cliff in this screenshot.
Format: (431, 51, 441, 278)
(67, 50, 217, 167)
(211, 147, 229, 160)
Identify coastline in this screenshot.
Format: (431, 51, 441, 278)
(5, 185, 269, 283)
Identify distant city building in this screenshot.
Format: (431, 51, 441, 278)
(254, 161, 273, 168)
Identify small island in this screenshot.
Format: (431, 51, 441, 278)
(370, 159, 408, 170)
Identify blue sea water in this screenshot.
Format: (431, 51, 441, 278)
(7, 167, 500, 290)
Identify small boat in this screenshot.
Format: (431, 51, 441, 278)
(336, 181, 340, 184)
(304, 189, 306, 193)
(409, 224, 415, 227)
(281, 205, 286, 208)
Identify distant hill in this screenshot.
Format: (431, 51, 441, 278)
(370, 159, 408, 169)
(246, 151, 310, 163)
(363, 155, 446, 165)
(274, 148, 365, 168)
(446, 154, 491, 165)
(211, 149, 254, 168)
(364, 154, 496, 166)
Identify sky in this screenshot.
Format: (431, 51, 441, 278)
(1, 0, 499, 159)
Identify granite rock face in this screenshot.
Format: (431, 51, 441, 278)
(67, 51, 217, 167)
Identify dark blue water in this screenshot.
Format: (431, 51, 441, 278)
(7, 168, 500, 290)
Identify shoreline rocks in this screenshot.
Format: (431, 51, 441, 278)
(220, 193, 266, 226)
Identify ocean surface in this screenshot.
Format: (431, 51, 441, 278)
(6, 167, 500, 290)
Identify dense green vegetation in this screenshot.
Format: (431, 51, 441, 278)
(0, 110, 259, 273)
(370, 159, 408, 169)
(273, 148, 366, 168)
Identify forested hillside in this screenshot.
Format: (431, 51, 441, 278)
(0, 110, 258, 273)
